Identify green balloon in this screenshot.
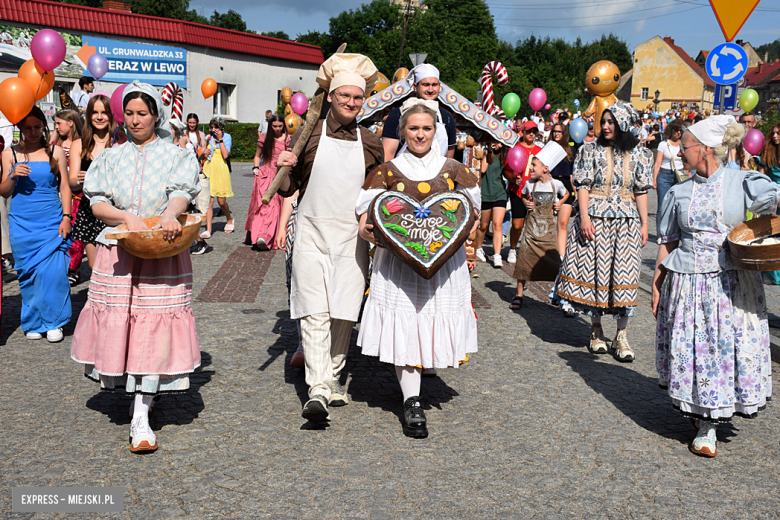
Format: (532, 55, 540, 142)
(739, 88, 759, 114)
(501, 93, 521, 119)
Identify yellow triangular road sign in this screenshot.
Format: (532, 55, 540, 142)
(709, 0, 761, 42)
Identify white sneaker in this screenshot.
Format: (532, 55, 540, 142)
(46, 328, 64, 343)
(130, 416, 158, 453)
(26, 332, 43, 340)
(690, 421, 717, 457)
(492, 254, 503, 267)
(507, 249, 517, 264)
(475, 248, 486, 262)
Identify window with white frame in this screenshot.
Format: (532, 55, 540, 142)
(640, 87, 648, 100)
(213, 83, 235, 118)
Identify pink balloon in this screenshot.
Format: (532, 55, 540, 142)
(30, 29, 66, 72)
(506, 145, 529, 174)
(529, 88, 547, 112)
(544, 103, 551, 110)
(110, 84, 128, 124)
(290, 92, 308, 116)
(743, 129, 765, 156)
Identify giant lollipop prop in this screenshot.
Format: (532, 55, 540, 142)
(161, 82, 184, 121)
(480, 61, 509, 119)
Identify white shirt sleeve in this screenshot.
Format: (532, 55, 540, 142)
(554, 179, 567, 201)
(356, 188, 386, 216)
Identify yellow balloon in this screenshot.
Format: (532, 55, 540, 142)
(371, 72, 391, 96)
(392, 67, 409, 84)
(739, 89, 759, 113)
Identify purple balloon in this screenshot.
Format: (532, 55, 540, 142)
(544, 103, 551, 110)
(87, 53, 108, 80)
(743, 129, 765, 156)
(30, 29, 66, 72)
(529, 88, 547, 112)
(110, 84, 128, 124)
(290, 92, 309, 116)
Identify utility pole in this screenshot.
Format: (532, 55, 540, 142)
(397, 0, 412, 70)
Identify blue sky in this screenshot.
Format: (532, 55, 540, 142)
(188, 0, 779, 60)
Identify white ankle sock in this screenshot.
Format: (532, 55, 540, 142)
(132, 395, 154, 421)
(617, 317, 629, 330)
(395, 366, 422, 401)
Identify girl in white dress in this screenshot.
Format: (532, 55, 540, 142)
(356, 99, 480, 438)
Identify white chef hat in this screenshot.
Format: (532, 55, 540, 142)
(317, 53, 379, 94)
(688, 115, 738, 147)
(407, 63, 440, 87)
(535, 141, 567, 170)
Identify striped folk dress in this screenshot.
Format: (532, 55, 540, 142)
(71, 245, 201, 395)
(553, 142, 653, 317)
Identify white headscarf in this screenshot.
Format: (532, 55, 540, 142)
(123, 80, 172, 142)
(406, 64, 440, 88)
(688, 115, 737, 147)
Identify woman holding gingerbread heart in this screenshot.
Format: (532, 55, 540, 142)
(356, 98, 480, 439)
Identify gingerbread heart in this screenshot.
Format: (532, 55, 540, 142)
(369, 190, 475, 279)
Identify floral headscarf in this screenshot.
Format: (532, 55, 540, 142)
(604, 100, 640, 133)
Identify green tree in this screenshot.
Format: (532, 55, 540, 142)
(296, 30, 332, 50)
(324, 0, 404, 70)
(210, 9, 247, 32)
(262, 31, 291, 41)
(755, 39, 780, 62)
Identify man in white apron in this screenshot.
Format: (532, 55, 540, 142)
(381, 64, 457, 161)
(277, 54, 384, 422)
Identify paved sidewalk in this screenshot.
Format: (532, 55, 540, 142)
(1, 164, 779, 519)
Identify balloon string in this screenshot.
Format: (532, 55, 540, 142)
(112, 126, 118, 147)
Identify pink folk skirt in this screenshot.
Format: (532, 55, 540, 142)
(71, 244, 200, 395)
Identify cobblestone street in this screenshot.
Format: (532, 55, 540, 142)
(1, 163, 779, 519)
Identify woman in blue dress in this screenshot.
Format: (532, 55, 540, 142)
(0, 106, 72, 342)
(653, 115, 779, 458)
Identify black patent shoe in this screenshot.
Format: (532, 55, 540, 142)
(402, 396, 428, 439)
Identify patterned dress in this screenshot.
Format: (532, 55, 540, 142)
(552, 142, 653, 316)
(70, 137, 202, 396)
(656, 167, 779, 422)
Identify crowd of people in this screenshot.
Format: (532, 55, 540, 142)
(0, 54, 779, 458)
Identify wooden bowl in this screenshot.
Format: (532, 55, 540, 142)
(105, 215, 202, 260)
(727, 215, 780, 271)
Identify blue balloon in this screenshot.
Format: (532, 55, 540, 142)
(569, 118, 588, 144)
(573, 99, 580, 107)
(87, 53, 108, 80)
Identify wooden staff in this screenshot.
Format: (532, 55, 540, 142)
(262, 43, 347, 205)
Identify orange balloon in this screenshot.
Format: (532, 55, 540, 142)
(0, 77, 36, 124)
(285, 114, 303, 136)
(281, 87, 293, 105)
(201, 78, 217, 99)
(18, 60, 55, 101)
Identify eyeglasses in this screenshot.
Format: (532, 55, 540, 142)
(679, 142, 699, 153)
(333, 92, 364, 104)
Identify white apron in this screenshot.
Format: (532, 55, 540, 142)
(289, 123, 369, 321)
(398, 108, 449, 157)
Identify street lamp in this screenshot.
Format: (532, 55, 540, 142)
(653, 89, 661, 112)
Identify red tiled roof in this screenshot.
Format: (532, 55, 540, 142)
(663, 37, 715, 87)
(0, 0, 324, 65)
(744, 61, 780, 87)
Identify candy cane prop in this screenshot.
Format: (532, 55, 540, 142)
(161, 82, 183, 121)
(480, 61, 509, 119)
